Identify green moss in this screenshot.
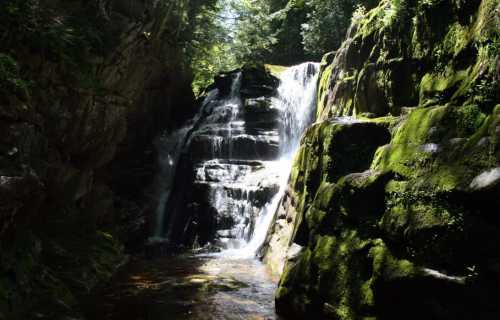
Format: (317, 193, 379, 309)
(276, 248, 313, 315)
(317, 63, 334, 119)
(419, 68, 469, 105)
(356, 0, 387, 38)
(442, 22, 471, 57)
(371, 105, 447, 177)
(305, 182, 335, 232)
(359, 115, 400, 133)
(369, 102, 497, 189)
(265, 64, 288, 76)
(0, 53, 30, 95)
(381, 200, 454, 237)
(472, 0, 500, 43)
(394, 105, 448, 145)
(464, 114, 492, 149)
(313, 235, 337, 273)
(278, 227, 418, 319)
(370, 240, 416, 279)
(454, 104, 487, 137)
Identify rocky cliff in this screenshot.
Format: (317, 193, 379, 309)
(264, 0, 500, 318)
(0, 1, 195, 318)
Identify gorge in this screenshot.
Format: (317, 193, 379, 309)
(1, 0, 499, 319)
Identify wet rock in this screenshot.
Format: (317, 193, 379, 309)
(0, 0, 196, 318)
(214, 72, 239, 95)
(240, 64, 280, 98)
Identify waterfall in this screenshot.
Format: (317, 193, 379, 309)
(277, 63, 320, 157)
(219, 62, 320, 258)
(151, 63, 319, 255)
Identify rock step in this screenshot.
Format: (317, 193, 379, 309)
(188, 134, 279, 161)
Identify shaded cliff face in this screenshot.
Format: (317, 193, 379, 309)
(0, 1, 195, 318)
(268, 0, 500, 319)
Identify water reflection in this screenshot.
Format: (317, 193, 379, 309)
(84, 255, 281, 320)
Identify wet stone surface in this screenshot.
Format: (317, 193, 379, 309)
(83, 255, 281, 320)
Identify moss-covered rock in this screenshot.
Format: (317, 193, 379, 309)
(276, 233, 418, 320)
(288, 121, 390, 245)
(316, 0, 499, 120)
(273, 0, 500, 318)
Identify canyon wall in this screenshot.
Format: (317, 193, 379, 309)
(0, 1, 195, 318)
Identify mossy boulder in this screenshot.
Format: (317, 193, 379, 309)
(288, 120, 390, 244)
(276, 234, 418, 320)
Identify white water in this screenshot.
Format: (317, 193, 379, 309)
(218, 62, 320, 258)
(278, 63, 321, 157)
(469, 167, 500, 190)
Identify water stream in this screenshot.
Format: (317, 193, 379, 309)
(86, 63, 320, 319)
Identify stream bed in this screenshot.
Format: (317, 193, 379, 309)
(83, 255, 280, 320)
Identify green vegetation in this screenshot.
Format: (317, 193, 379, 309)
(187, 0, 379, 94)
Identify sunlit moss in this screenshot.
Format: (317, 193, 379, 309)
(419, 69, 470, 105)
(317, 62, 334, 118)
(265, 64, 288, 76)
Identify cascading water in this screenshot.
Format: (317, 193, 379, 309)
(152, 63, 319, 258)
(152, 126, 191, 238)
(278, 62, 320, 157)
(220, 62, 320, 258)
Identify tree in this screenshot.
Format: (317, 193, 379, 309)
(301, 0, 359, 58)
(267, 0, 309, 64)
(229, 0, 277, 63)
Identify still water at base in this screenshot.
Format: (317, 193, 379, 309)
(84, 255, 281, 320)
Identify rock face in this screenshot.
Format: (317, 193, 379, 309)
(270, 0, 500, 319)
(0, 1, 195, 318)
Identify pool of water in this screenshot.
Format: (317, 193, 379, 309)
(83, 255, 281, 320)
